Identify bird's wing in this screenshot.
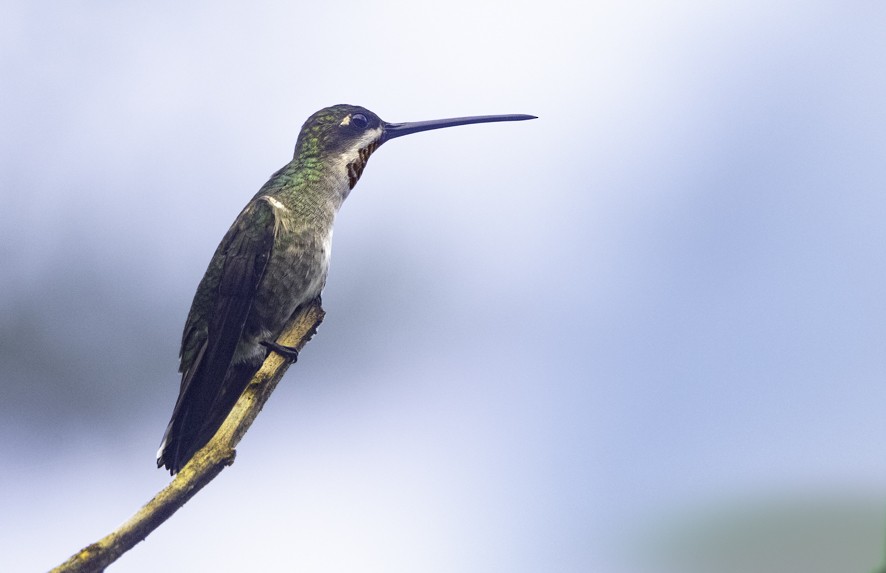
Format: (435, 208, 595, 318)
(158, 197, 279, 472)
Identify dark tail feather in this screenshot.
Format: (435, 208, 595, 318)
(157, 361, 259, 474)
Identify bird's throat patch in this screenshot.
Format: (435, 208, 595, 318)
(346, 140, 380, 189)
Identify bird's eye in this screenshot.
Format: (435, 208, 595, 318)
(351, 113, 369, 129)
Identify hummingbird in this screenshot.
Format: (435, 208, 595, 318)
(157, 104, 536, 474)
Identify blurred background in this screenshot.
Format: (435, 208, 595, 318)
(2, 1, 886, 571)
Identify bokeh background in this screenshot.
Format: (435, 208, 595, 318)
(3, 1, 886, 571)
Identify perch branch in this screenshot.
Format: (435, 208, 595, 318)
(50, 299, 326, 573)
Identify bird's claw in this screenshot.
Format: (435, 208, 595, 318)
(261, 340, 300, 362)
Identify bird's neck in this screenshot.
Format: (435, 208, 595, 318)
(263, 157, 351, 219)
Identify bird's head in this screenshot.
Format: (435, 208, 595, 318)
(293, 104, 536, 190)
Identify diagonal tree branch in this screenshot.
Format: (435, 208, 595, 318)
(50, 298, 326, 573)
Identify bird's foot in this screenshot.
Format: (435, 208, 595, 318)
(261, 340, 300, 362)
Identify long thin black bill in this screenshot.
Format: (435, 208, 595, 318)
(382, 114, 537, 142)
